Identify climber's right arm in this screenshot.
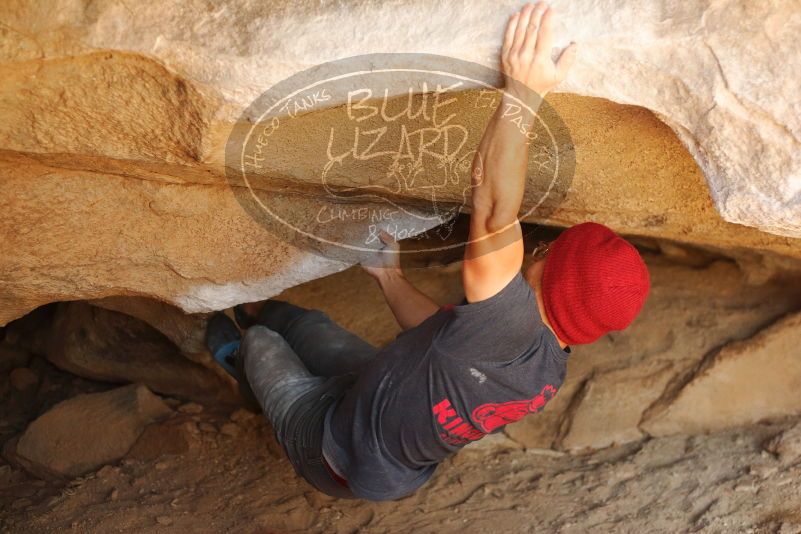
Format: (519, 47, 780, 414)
(462, 2, 576, 303)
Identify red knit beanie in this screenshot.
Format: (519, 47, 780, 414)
(541, 222, 650, 345)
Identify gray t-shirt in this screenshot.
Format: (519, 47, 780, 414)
(323, 273, 569, 500)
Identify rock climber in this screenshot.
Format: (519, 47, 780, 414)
(206, 2, 650, 501)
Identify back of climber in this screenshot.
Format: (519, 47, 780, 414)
(205, 3, 650, 501)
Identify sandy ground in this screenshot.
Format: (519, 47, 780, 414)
(3, 397, 801, 533)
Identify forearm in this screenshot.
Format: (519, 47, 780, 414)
(375, 269, 440, 331)
(460, 92, 534, 298)
(471, 92, 540, 233)
(469, 1, 576, 240)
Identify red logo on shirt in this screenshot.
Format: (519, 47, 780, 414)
(470, 384, 558, 433)
(432, 398, 485, 445)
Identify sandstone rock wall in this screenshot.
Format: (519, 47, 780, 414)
(1, 0, 800, 324)
(4, 0, 800, 235)
(641, 312, 801, 437)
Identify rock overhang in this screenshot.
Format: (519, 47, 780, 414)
(1, 0, 801, 324)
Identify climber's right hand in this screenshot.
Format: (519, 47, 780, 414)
(501, 2, 577, 98)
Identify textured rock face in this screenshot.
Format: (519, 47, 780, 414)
(12, 384, 172, 478)
(1, 0, 801, 324)
(765, 421, 801, 464)
(126, 417, 201, 461)
(46, 303, 238, 405)
(641, 312, 801, 437)
(3, 0, 800, 236)
(88, 297, 212, 362)
(559, 361, 676, 451)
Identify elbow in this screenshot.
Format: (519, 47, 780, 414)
(470, 198, 517, 234)
(483, 211, 519, 235)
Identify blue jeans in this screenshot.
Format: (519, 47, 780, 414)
(238, 301, 377, 497)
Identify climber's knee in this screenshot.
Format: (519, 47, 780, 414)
(241, 325, 283, 354)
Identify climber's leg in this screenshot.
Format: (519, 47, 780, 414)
(238, 325, 355, 498)
(237, 300, 378, 377)
(238, 325, 325, 428)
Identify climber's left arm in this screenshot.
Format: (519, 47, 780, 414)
(362, 230, 440, 330)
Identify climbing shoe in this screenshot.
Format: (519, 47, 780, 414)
(205, 313, 242, 379)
